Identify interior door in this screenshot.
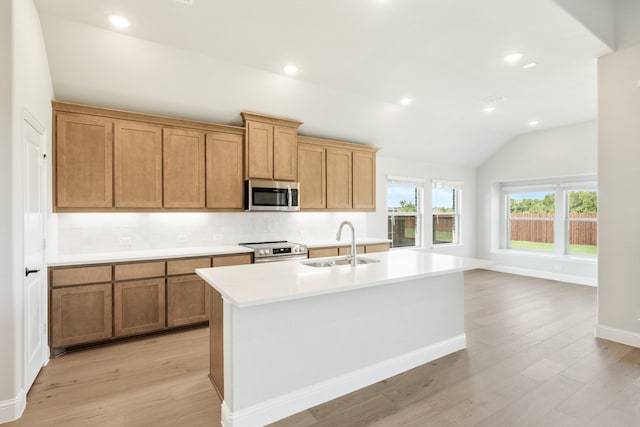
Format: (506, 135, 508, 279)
(23, 116, 47, 389)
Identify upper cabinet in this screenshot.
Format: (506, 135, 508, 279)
(53, 102, 245, 212)
(114, 120, 163, 208)
(56, 112, 113, 208)
(52, 103, 377, 213)
(206, 132, 244, 209)
(241, 112, 302, 181)
(163, 128, 206, 208)
(298, 136, 379, 212)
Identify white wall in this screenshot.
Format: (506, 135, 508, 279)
(596, 41, 640, 347)
(369, 155, 476, 258)
(0, 0, 18, 421)
(0, 0, 54, 422)
(476, 121, 598, 284)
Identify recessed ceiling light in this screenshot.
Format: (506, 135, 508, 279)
(483, 106, 496, 113)
(108, 15, 130, 29)
(528, 120, 539, 126)
(503, 52, 523, 63)
(400, 97, 412, 105)
(523, 62, 537, 69)
(283, 65, 298, 75)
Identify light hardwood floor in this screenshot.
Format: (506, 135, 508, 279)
(9, 270, 640, 426)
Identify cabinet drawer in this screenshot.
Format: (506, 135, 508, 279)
(308, 247, 339, 259)
(365, 243, 390, 253)
(115, 261, 165, 281)
(338, 245, 365, 256)
(51, 265, 112, 287)
(212, 254, 252, 267)
(167, 257, 211, 276)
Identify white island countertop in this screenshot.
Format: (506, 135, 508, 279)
(48, 245, 253, 267)
(196, 249, 491, 308)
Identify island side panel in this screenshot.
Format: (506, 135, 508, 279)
(209, 288, 224, 400)
(224, 272, 465, 419)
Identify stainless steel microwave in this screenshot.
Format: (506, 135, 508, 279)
(244, 180, 300, 211)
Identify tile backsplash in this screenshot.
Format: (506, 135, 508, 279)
(50, 212, 370, 256)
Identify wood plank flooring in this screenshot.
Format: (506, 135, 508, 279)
(9, 270, 640, 426)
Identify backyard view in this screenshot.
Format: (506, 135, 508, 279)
(433, 187, 458, 244)
(388, 184, 420, 248)
(509, 190, 597, 255)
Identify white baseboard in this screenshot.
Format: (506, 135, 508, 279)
(595, 324, 640, 349)
(221, 334, 466, 427)
(0, 389, 25, 424)
(488, 265, 597, 286)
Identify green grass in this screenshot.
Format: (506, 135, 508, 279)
(509, 240, 554, 251)
(509, 240, 597, 255)
(568, 244, 597, 255)
(434, 231, 453, 243)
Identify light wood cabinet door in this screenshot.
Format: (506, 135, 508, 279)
(163, 128, 205, 208)
(206, 132, 243, 209)
(246, 121, 273, 180)
(56, 113, 113, 208)
(114, 121, 163, 208)
(273, 125, 298, 181)
(51, 283, 112, 348)
(298, 143, 326, 209)
(167, 274, 209, 327)
(352, 150, 376, 210)
(326, 148, 352, 209)
(114, 278, 166, 337)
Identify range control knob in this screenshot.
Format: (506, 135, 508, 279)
(259, 249, 265, 256)
(293, 246, 299, 254)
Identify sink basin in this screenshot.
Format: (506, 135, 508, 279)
(302, 257, 380, 268)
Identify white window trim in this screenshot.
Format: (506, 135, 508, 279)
(500, 178, 597, 257)
(432, 179, 463, 246)
(387, 177, 424, 249)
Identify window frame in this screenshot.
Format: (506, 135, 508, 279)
(500, 180, 597, 257)
(387, 177, 424, 249)
(432, 179, 463, 246)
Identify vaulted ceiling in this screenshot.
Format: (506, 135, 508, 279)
(34, 0, 611, 167)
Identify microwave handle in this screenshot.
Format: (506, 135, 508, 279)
(287, 188, 292, 209)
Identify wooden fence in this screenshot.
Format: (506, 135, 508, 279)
(510, 213, 597, 245)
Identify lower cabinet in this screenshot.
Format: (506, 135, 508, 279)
(114, 278, 166, 337)
(51, 283, 112, 348)
(167, 274, 209, 327)
(49, 251, 253, 353)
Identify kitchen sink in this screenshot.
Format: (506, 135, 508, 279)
(301, 257, 380, 268)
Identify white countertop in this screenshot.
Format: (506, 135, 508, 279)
(48, 245, 254, 267)
(302, 238, 390, 248)
(196, 249, 491, 308)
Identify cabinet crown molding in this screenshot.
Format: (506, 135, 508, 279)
(298, 135, 380, 153)
(241, 111, 303, 129)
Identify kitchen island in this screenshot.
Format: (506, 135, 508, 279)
(196, 250, 489, 427)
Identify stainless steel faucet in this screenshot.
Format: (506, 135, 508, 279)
(336, 220, 357, 266)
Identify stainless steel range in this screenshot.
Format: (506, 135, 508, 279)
(239, 241, 308, 263)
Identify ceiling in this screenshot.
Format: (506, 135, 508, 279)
(34, 0, 612, 167)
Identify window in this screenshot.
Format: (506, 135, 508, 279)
(502, 180, 597, 256)
(566, 188, 598, 255)
(507, 189, 556, 252)
(432, 180, 462, 245)
(387, 177, 423, 248)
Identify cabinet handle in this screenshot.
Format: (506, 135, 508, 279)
(25, 268, 40, 277)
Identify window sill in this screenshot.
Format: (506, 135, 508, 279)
(490, 249, 597, 263)
(431, 243, 464, 250)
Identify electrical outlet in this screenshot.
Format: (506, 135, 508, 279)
(213, 233, 223, 241)
(118, 236, 132, 247)
(177, 234, 188, 243)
